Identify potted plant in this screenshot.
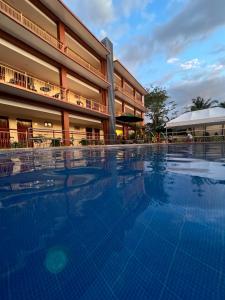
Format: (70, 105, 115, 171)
(79, 138, 89, 146)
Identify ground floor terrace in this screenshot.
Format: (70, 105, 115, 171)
(0, 98, 110, 148)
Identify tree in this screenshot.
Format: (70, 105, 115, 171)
(189, 97, 218, 111)
(144, 86, 177, 135)
(219, 102, 225, 108)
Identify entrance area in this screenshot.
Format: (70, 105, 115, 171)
(17, 119, 33, 147)
(0, 117, 10, 148)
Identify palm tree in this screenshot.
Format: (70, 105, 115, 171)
(219, 102, 225, 108)
(190, 97, 218, 111)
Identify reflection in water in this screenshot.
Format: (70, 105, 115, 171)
(0, 144, 225, 300)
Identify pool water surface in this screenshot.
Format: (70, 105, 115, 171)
(0, 144, 225, 300)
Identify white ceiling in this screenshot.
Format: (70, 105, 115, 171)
(0, 39, 60, 84)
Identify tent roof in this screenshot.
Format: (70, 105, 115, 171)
(166, 107, 225, 128)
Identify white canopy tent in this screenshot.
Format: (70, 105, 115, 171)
(166, 107, 225, 128)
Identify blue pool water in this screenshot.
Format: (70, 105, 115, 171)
(0, 144, 225, 300)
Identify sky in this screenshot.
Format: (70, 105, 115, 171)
(63, 0, 225, 112)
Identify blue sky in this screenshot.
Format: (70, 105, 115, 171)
(63, 0, 225, 112)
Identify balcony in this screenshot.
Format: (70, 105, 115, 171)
(67, 90, 107, 114)
(0, 63, 65, 99)
(65, 47, 105, 80)
(0, 0, 106, 82)
(115, 85, 134, 99)
(0, 0, 62, 50)
(0, 63, 108, 116)
(114, 84, 145, 112)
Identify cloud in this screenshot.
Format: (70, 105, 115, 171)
(64, 0, 114, 26)
(122, 0, 225, 66)
(169, 75, 225, 111)
(208, 64, 224, 72)
(120, 0, 151, 17)
(180, 58, 201, 70)
(167, 57, 179, 64)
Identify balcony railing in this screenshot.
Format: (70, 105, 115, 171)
(0, 63, 65, 99)
(65, 47, 105, 80)
(0, 0, 106, 80)
(115, 85, 143, 104)
(67, 90, 107, 114)
(0, 63, 108, 114)
(0, 0, 63, 50)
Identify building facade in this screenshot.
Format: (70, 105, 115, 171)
(0, 0, 146, 148)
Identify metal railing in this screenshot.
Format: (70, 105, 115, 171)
(115, 85, 134, 99)
(0, 128, 149, 149)
(0, 0, 106, 80)
(165, 127, 225, 143)
(115, 85, 143, 104)
(67, 90, 107, 114)
(0, 0, 63, 50)
(65, 47, 105, 80)
(0, 63, 65, 99)
(0, 63, 108, 114)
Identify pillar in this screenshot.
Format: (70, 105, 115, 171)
(101, 59, 107, 80)
(101, 38, 116, 143)
(122, 101, 127, 139)
(57, 21, 65, 50)
(102, 119, 110, 144)
(61, 111, 70, 146)
(102, 89, 108, 113)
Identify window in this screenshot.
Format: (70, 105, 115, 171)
(86, 128, 92, 140)
(94, 129, 100, 141)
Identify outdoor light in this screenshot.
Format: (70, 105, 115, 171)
(44, 122, 53, 127)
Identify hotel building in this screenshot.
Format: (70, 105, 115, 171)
(0, 0, 146, 148)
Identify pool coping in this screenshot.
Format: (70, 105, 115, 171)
(0, 141, 224, 154)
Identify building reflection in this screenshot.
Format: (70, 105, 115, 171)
(0, 148, 154, 300)
(0, 144, 224, 299)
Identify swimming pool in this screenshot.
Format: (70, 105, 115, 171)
(0, 144, 225, 300)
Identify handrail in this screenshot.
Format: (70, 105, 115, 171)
(115, 84, 134, 99)
(115, 84, 144, 105)
(0, 0, 63, 50)
(65, 47, 105, 80)
(0, 63, 108, 114)
(67, 90, 107, 114)
(0, 0, 106, 79)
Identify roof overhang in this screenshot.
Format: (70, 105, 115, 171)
(114, 60, 147, 95)
(39, 0, 110, 58)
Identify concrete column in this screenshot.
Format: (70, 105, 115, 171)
(61, 111, 70, 146)
(57, 21, 65, 50)
(101, 59, 107, 80)
(101, 37, 116, 143)
(60, 67, 68, 100)
(102, 119, 110, 144)
(102, 89, 108, 112)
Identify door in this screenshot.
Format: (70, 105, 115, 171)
(0, 117, 10, 148)
(94, 129, 100, 145)
(86, 127, 93, 145)
(17, 119, 33, 147)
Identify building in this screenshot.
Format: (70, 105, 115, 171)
(0, 0, 146, 148)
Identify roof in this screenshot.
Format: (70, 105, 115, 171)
(39, 0, 110, 58)
(166, 107, 225, 128)
(114, 60, 147, 95)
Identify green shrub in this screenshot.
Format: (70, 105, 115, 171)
(79, 139, 89, 146)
